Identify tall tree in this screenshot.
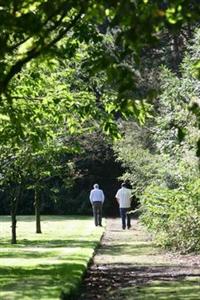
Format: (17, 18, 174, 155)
(114, 28, 200, 252)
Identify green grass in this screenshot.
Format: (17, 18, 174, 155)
(0, 215, 104, 300)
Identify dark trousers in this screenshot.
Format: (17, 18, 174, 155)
(92, 202, 103, 226)
(120, 207, 131, 229)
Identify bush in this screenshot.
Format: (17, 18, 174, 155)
(140, 179, 200, 253)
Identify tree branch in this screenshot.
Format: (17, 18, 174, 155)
(0, 8, 84, 95)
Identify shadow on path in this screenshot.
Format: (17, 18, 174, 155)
(78, 218, 200, 300)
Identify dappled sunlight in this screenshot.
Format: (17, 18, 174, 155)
(79, 218, 200, 299)
(94, 221, 171, 266)
(108, 277, 200, 300)
(0, 215, 102, 245)
(0, 215, 104, 299)
(0, 261, 87, 299)
(98, 241, 158, 256)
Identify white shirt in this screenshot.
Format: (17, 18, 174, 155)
(90, 188, 105, 204)
(115, 187, 132, 208)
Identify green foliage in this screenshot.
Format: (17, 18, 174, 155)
(114, 28, 200, 253)
(140, 179, 200, 253)
(114, 122, 166, 196)
(0, 0, 199, 129)
(0, 1, 200, 249)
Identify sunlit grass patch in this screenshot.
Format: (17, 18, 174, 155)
(0, 215, 104, 299)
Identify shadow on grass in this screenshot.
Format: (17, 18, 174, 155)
(0, 238, 98, 249)
(80, 264, 200, 300)
(0, 239, 98, 260)
(0, 260, 87, 299)
(0, 215, 91, 223)
(98, 242, 158, 256)
(108, 278, 200, 300)
(0, 215, 101, 299)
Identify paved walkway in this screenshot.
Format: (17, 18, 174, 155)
(79, 218, 200, 300)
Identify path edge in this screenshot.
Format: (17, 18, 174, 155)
(61, 222, 106, 300)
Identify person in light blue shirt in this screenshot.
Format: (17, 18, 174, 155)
(89, 184, 105, 226)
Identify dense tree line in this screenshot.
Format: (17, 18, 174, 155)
(114, 28, 200, 253)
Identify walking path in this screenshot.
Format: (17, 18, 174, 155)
(79, 218, 200, 300)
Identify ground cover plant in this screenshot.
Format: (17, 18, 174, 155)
(0, 215, 104, 299)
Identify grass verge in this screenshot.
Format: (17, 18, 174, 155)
(0, 215, 104, 300)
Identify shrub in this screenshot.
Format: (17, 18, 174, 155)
(140, 179, 200, 253)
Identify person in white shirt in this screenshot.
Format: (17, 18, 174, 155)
(115, 182, 132, 230)
(89, 183, 105, 226)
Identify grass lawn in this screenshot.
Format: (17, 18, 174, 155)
(0, 215, 104, 300)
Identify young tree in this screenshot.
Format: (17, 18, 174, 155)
(0, 146, 29, 243)
(28, 143, 76, 234)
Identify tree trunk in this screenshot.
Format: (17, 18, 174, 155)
(35, 189, 42, 233)
(187, 22, 192, 40)
(10, 185, 22, 244)
(11, 205, 17, 244)
(172, 33, 181, 73)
